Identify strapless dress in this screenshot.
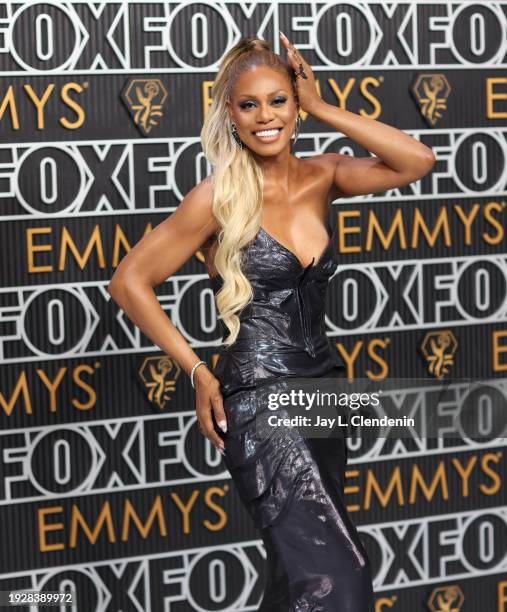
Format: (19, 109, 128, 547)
(209, 219, 374, 611)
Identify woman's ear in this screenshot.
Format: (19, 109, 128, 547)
(225, 99, 234, 123)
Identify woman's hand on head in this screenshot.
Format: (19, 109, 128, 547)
(194, 366, 227, 455)
(279, 31, 322, 114)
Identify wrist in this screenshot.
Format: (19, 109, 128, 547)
(307, 97, 330, 117)
(193, 363, 213, 385)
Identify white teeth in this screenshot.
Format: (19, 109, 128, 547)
(254, 129, 281, 137)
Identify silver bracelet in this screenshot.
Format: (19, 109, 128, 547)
(190, 360, 207, 388)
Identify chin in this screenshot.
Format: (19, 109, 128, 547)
(248, 138, 288, 152)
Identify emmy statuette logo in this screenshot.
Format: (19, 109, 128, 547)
(427, 584, 464, 611)
(420, 330, 458, 379)
(410, 74, 451, 127)
(138, 356, 181, 410)
(121, 78, 168, 135)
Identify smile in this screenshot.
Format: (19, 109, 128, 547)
(252, 127, 283, 142)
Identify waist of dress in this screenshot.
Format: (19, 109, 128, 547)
(215, 334, 345, 398)
(219, 334, 330, 355)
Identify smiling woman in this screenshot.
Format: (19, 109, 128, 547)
(199, 36, 380, 612)
(228, 73, 298, 151)
(107, 33, 434, 612)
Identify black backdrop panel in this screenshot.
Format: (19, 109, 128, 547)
(1, 2, 506, 610)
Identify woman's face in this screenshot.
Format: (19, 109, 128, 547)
(227, 65, 298, 155)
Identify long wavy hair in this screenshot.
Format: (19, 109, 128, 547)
(200, 37, 298, 347)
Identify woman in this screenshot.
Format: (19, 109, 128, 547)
(108, 35, 435, 611)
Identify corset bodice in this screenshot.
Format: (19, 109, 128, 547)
(210, 219, 344, 396)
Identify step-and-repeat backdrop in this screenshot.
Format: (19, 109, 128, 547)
(0, 1, 506, 610)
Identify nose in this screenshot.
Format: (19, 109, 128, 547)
(256, 102, 275, 123)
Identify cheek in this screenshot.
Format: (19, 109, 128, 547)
(233, 114, 250, 128)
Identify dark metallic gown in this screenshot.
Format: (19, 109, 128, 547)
(210, 219, 374, 611)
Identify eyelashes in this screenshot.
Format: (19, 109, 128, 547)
(239, 97, 287, 109)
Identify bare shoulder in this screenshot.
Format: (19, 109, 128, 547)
(175, 174, 219, 237)
(179, 174, 214, 215)
(299, 153, 343, 202)
(302, 152, 349, 177)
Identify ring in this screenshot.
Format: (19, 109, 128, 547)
(296, 63, 308, 80)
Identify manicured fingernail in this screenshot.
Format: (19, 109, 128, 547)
(279, 30, 286, 38)
(218, 420, 227, 433)
(218, 447, 225, 456)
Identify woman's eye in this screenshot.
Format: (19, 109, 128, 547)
(239, 97, 287, 110)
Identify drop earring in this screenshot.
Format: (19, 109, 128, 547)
(292, 115, 301, 149)
(230, 122, 244, 150)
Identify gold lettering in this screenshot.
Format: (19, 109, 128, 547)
(23, 84, 55, 130)
(27, 227, 53, 273)
(69, 501, 116, 547)
(37, 368, 66, 413)
(492, 331, 507, 372)
(411, 207, 451, 248)
(365, 208, 406, 251)
(453, 204, 480, 245)
(203, 486, 227, 531)
(328, 78, 355, 109)
(338, 210, 361, 253)
(376, 597, 396, 611)
(58, 225, 106, 270)
(359, 77, 382, 119)
(170, 490, 199, 534)
(336, 341, 363, 380)
(409, 462, 449, 503)
(0, 86, 19, 129)
(121, 496, 167, 540)
(344, 469, 361, 512)
(365, 465, 404, 508)
(38, 506, 65, 552)
(202, 81, 214, 118)
(60, 83, 85, 129)
(497, 580, 507, 612)
(0, 372, 32, 416)
(73, 365, 97, 411)
(480, 452, 502, 495)
(366, 339, 389, 380)
(451, 455, 477, 497)
(483, 202, 505, 245)
(486, 77, 507, 119)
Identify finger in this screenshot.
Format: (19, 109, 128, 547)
(200, 412, 225, 451)
(279, 30, 289, 44)
(286, 48, 299, 68)
(287, 47, 304, 66)
(280, 32, 299, 64)
(210, 392, 227, 433)
(196, 407, 224, 445)
(293, 51, 308, 68)
(205, 426, 226, 452)
(295, 63, 309, 80)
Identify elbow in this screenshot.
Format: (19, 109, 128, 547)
(107, 271, 128, 301)
(107, 271, 153, 303)
(106, 279, 121, 303)
(424, 149, 436, 169)
(422, 146, 436, 168)
(414, 149, 436, 178)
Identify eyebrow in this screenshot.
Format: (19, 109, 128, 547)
(237, 89, 288, 100)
